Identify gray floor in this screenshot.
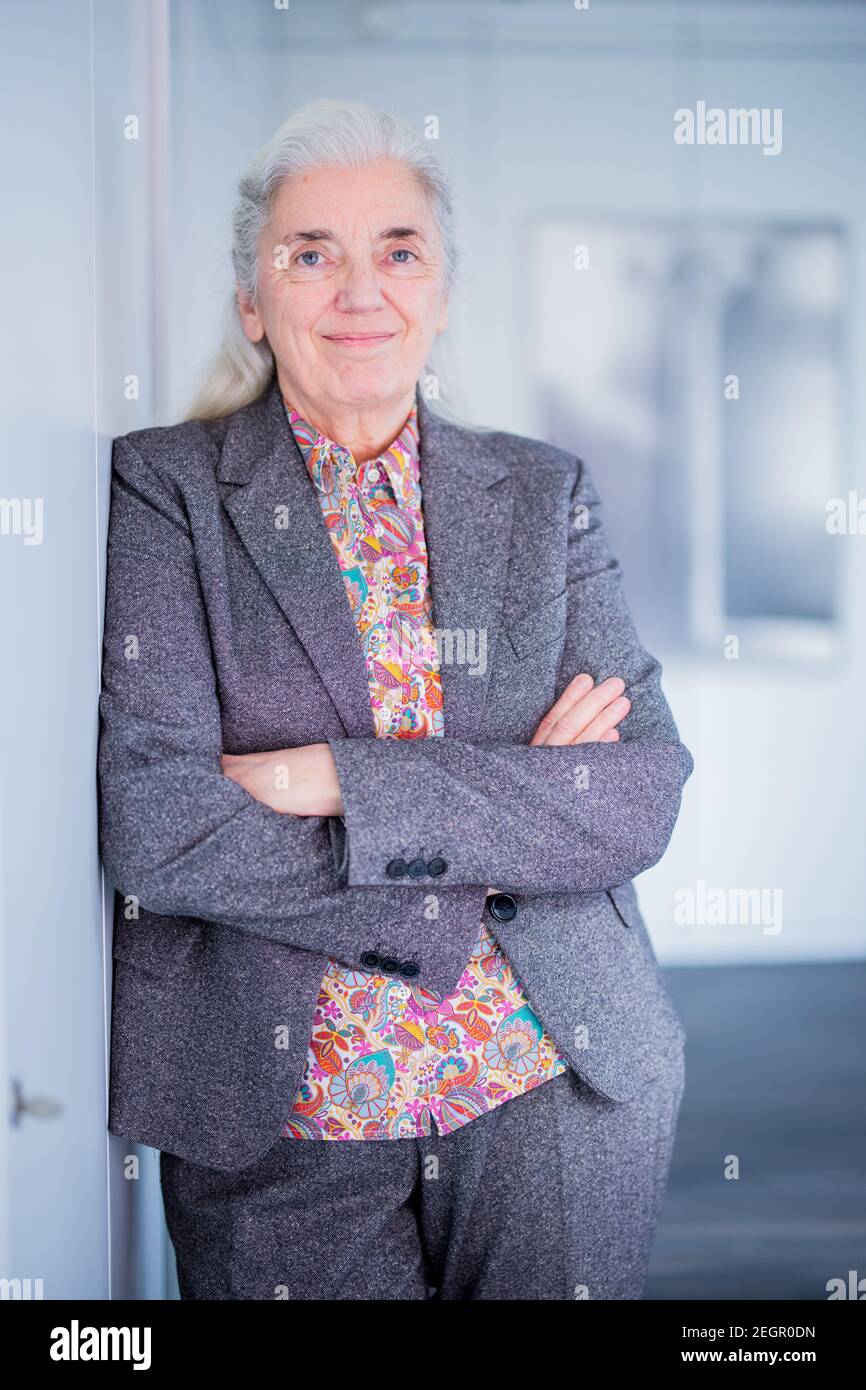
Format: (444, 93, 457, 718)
(644, 961, 866, 1300)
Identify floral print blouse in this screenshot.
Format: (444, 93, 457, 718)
(280, 394, 569, 1140)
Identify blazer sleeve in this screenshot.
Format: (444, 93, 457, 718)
(96, 434, 441, 968)
(326, 455, 694, 892)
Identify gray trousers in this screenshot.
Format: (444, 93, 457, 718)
(160, 1056, 685, 1300)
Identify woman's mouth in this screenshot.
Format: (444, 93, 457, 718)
(322, 333, 396, 347)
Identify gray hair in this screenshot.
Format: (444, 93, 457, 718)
(183, 98, 462, 423)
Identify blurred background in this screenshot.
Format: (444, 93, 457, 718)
(0, 0, 864, 1300)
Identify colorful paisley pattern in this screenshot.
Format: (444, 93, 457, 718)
(280, 397, 569, 1140)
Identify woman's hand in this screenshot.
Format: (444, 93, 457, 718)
(529, 673, 630, 746)
(221, 742, 343, 817)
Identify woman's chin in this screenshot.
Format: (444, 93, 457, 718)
(326, 367, 414, 405)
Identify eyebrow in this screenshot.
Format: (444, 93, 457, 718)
(280, 226, 426, 245)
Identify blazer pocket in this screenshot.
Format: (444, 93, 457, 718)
(503, 589, 568, 660)
(112, 915, 204, 977)
(608, 883, 687, 1048)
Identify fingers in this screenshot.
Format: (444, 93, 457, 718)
(573, 694, 630, 744)
(531, 673, 629, 746)
(529, 672, 593, 746)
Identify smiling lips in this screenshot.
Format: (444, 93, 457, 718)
(323, 333, 395, 346)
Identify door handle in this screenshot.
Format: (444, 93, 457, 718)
(10, 1077, 64, 1126)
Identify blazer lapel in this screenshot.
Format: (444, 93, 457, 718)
(416, 394, 514, 741)
(219, 373, 514, 743)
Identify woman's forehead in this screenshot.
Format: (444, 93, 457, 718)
(271, 161, 433, 223)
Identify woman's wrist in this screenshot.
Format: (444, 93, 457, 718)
(221, 743, 343, 817)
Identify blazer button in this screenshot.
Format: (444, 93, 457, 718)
(488, 892, 517, 922)
(427, 857, 447, 877)
(360, 951, 381, 969)
(407, 858, 428, 879)
(400, 961, 420, 978)
(380, 956, 401, 973)
(386, 858, 408, 879)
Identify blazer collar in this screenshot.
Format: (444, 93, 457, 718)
(218, 370, 514, 740)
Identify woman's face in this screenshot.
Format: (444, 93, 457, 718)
(238, 157, 449, 416)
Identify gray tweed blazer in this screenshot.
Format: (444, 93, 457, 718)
(99, 369, 693, 1170)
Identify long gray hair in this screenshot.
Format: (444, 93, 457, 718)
(183, 98, 467, 424)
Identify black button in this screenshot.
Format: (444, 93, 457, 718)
(400, 960, 420, 978)
(407, 858, 428, 879)
(488, 892, 517, 922)
(427, 857, 447, 877)
(360, 951, 381, 969)
(386, 858, 408, 879)
(380, 956, 401, 973)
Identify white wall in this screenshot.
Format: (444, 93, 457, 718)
(0, 0, 110, 1298)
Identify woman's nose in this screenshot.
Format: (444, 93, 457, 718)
(334, 258, 386, 310)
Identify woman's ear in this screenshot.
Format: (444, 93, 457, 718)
(236, 282, 266, 343)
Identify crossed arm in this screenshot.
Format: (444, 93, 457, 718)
(220, 670, 630, 817)
(98, 435, 692, 947)
(220, 672, 631, 900)
(220, 454, 691, 893)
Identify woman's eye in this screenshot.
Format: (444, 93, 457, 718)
(390, 248, 417, 264)
(296, 250, 323, 268)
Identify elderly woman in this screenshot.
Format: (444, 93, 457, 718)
(99, 98, 693, 1301)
